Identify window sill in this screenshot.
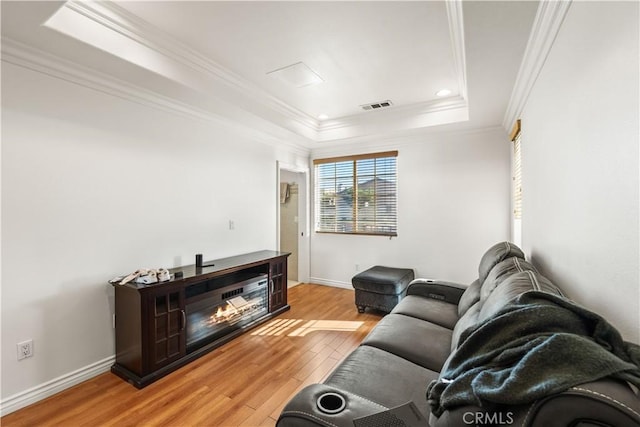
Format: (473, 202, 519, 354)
(315, 231, 397, 237)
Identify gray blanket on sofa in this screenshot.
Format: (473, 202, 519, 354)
(427, 291, 640, 417)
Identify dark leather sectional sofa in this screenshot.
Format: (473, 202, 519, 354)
(277, 242, 640, 427)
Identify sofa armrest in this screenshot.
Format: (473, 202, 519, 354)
(277, 384, 389, 427)
(524, 379, 640, 427)
(406, 279, 467, 305)
(429, 379, 640, 427)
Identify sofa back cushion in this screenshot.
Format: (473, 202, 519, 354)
(457, 279, 481, 317)
(451, 301, 481, 351)
(480, 257, 538, 302)
(450, 270, 563, 351)
(478, 270, 563, 323)
(478, 242, 525, 285)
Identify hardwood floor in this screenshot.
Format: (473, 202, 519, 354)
(1, 284, 382, 427)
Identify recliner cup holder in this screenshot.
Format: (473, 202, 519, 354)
(316, 392, 346, 414)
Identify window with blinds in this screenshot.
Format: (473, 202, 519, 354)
(511, 120, 522, 220)
(314, 151, 398, 236)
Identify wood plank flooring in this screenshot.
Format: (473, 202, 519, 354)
(1, 284, 383, 427)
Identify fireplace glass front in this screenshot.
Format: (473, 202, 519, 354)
(186, 274, 268, 351)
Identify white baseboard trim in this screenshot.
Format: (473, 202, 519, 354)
(0, 355, 115, 416)
(287, 280, 303, 289)
(308, 277, 354, 290)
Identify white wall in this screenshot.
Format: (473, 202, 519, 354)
(520, 2, 639, 342)
(310, 128, 512, 287)
(1, 62, 308, 405)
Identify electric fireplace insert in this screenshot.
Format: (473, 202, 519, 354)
(185, 273, 268, 351)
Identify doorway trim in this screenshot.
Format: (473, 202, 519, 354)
(276, 161, 310, 284)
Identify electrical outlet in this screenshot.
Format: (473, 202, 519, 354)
(355, 264, 360, 271)
(229, 220, 235, 230)
(17, 339, 33, 361)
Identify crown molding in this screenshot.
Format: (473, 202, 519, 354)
(17, 0, 470, 144)
(59, 0, 469, 140)
(502, 0, 572, 130)
(446, 0, 468, 101)
(318, 96, 467, 133)
(310, 125, 506, 159)
(63, 1, 320, 133)
(313, 95, 468, 143)
(1, 37, 312, 157)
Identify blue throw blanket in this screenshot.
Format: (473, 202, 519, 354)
(427, 291, 640, 416)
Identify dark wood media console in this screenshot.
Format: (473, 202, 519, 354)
(111, 250, 290, 388)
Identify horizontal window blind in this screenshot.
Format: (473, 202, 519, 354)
(314, 151, 398, 236)
(511, 120, 522, 220)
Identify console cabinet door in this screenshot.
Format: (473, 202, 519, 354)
(269, 258, 287, 311)
(148, 290, 186, 371)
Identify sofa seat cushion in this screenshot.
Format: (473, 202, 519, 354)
(391, 295, 459, 329)
(325, 345, 439, 420)
(361, 314, 452, 372)
(352, 266, 415, 295)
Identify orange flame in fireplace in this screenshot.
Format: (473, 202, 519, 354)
(206, 299, 260, 326)
(209, 303, 238, 324)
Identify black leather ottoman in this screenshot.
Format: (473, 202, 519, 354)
(352, 266, 415, 313)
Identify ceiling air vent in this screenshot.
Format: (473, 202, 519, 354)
(361, 100, 393, 111)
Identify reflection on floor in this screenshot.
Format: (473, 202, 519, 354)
(251, 319, 364, 337)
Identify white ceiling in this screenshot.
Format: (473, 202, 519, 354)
(117, 1, 460, 119)
(1, 1, 539, 147)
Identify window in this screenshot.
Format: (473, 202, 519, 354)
(511, 120, 522, 220)
(314, 151, 397, 236)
